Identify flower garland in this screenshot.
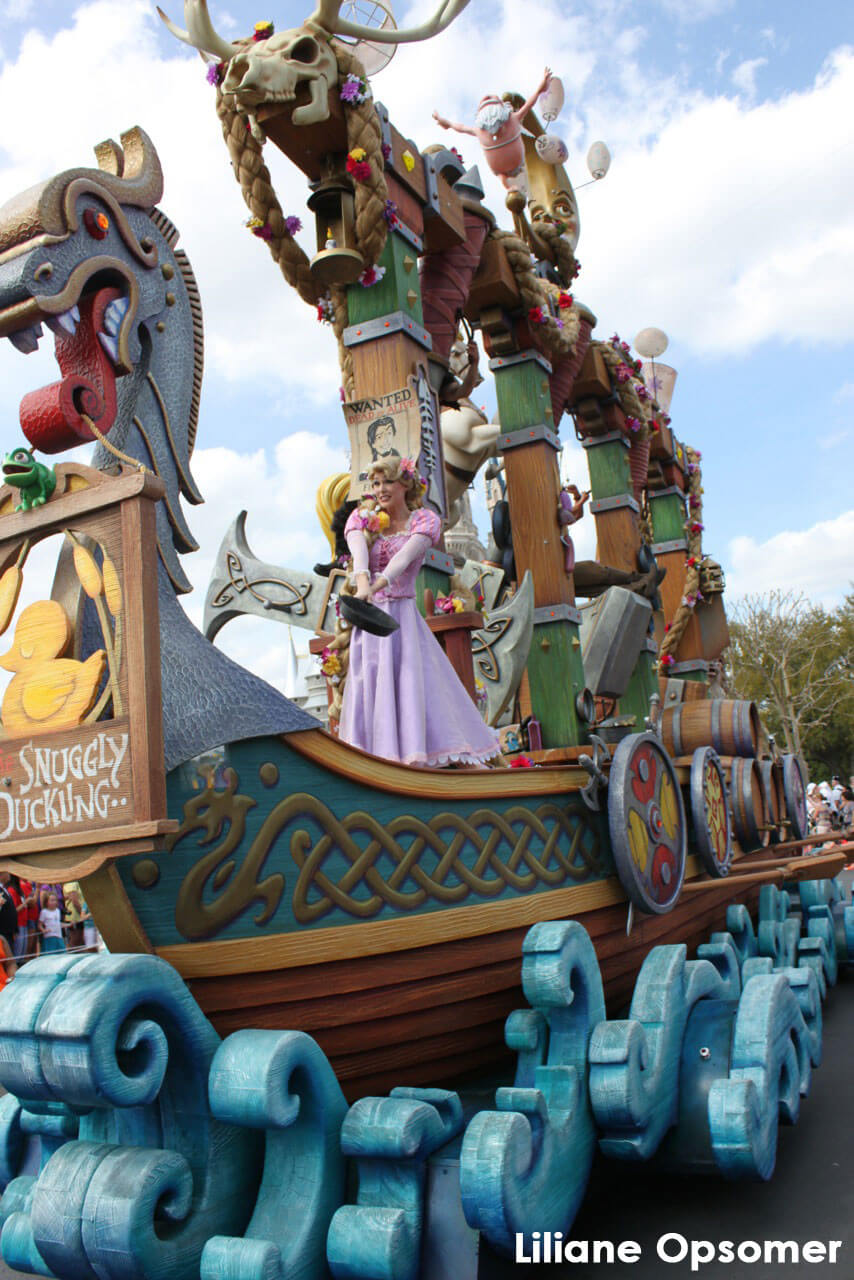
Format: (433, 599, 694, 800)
(340, 73, 370, 105)
(657, 445, 706, 672)
(247, 214, 301, 241)
(599, 335, 672, 441)
(346, 147, 372, 183)
(358, 263, 386, 288)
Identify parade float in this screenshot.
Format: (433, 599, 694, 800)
(0, 2, 850, 1276)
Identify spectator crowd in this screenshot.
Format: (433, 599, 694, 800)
(0, 877, 100, 987)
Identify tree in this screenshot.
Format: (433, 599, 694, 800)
(727, 590, 854, 778)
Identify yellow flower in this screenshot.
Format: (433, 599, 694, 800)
(350, 147, 367, 162)
(322, 653, 342, 676)
(452, 598, 464, 612)
(377, 511, 390, 531)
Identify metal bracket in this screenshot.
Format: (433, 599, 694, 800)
(644, 692, 663, 739)
(499, 424, 561, 452)
(343, 311, 432, 351)
(578, 734, 611, 811)
(488, 350, 553, 375)
(590, 494, 640, 515)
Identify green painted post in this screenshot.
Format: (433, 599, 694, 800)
(491, 352, 585, 747)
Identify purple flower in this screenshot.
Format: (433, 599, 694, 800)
(284, 215, 302, 235)
(626, 416, 641, 432)
(382, 142, 392, 161)
(206, 63, 220, 85)
(383, 199, 399, 227)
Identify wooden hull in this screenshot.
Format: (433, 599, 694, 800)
(184, 881, 763, 1099)
(73, 727, 798, 1098)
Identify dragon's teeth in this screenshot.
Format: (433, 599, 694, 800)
(8, 323, 42, 354)
(98, 330, 119, 364)
(46, 308, 78, 336)
(69, 304, 80, 323)
(103, 297, 129, 337)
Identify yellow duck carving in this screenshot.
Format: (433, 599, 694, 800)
(0, 600, 106, 736)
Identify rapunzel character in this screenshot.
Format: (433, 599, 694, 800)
(432, 68, 552, 189)
(339, 457, 500, 767)
(557, 482, 589, 574)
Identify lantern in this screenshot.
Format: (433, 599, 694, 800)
(538, 75, 565, 123)
(307, 176, 364, 286)
(535, 134, 569, 165)
(586, 141, 611, 180)
(641, 362, 678, 414)
(634, 326, 669, 358)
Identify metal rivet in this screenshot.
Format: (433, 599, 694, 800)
(699, 1046, 711, 1060)
(165, 292, 176, 307)
(156, 321, 165, 333)
(161, 263, 174, 280)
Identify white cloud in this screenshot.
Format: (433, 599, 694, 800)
(725, 509, 854, 608)
(731, 56, 767, 98)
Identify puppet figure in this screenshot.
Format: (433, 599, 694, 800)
(339, 457, 500, 767)
(433, 68, 553, 189)
(558, 482, 589, 574)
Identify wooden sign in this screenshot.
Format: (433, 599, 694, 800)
(0, 463, 175, 879)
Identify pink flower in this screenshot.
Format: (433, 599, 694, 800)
(626, 415, 641, 432)
(206, 62, 225, 86)
(510, 755, 535, 768)
(528, 306, 546, 325)
(557, 292, 574, 308)
(660, 654, 675, 668)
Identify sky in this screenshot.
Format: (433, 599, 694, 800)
(0, 0, 851, 689)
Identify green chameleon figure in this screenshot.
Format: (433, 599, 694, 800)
(2, 447, 57, 511)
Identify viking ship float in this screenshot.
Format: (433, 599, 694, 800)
(0, 2, 849, 1277)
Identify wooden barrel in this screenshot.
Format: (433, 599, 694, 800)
(662, 699, 760, 759)
(782, 753, 809, 841)
(730, 757, 769, 849)
(759, 759, 786, 843)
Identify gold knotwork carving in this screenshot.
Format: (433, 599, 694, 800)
(168, 778, 602, 939)
(286, 794, 603, 923)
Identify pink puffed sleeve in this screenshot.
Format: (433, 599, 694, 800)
(344, 508, 369, 576)
(383, 509, 442, 583)
(409, 508, 441, 542)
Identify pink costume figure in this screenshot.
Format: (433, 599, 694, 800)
(339, 467, 500, 767)
(432, 68, 553, 189)
(557, 483, 589, 574)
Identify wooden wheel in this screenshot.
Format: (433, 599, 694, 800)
(782, 753, 808, 841)
(689, 746, 732, 877)
(608, 732, 686, 914)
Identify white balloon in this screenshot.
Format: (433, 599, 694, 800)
(534, 134, 569, 165)
(634, 327, 669, 358)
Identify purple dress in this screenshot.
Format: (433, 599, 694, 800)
(339, 507, 500, 766)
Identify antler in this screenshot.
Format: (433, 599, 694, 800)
(156, 1, 241, 61)
(310, 0, 471, 43)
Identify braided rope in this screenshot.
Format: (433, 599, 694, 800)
(533, 219, 578, 289)
(213, 38, 389, 397)
(489, 228, 580, 358)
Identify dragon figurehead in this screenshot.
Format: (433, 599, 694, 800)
(0, 126, 317, 768)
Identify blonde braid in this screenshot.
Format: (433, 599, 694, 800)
(215, 85, 321, 307)
(334, 45, 389, 268)
(533, 220, 578, 290)
(489, 228, 579, 358)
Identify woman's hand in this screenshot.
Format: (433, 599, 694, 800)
(354, 572, 371, 601)
(369, 576, 389, 597)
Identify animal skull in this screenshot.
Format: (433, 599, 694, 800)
(222, 26, 338, 128)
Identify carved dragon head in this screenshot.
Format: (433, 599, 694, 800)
(158, 0, 472, 130)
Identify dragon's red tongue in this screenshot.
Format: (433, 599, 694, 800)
(19, 286, 121, 454)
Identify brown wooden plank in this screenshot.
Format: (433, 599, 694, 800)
(594, 505, 640, 573)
